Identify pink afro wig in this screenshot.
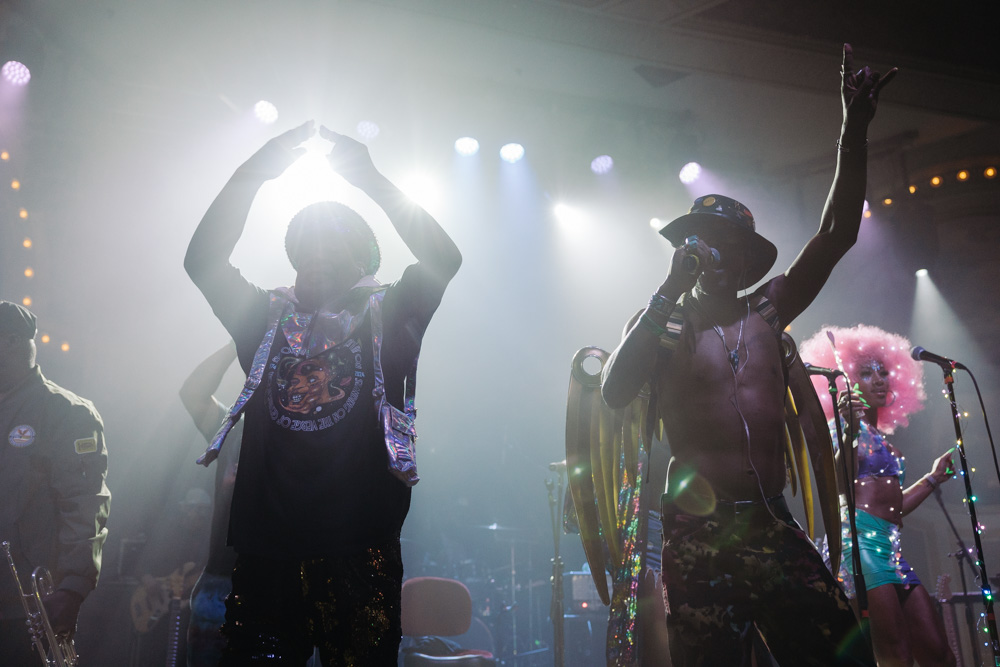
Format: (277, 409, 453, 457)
(798, 324, 927, 434)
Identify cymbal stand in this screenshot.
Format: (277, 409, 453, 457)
(546, 465, 566, 667)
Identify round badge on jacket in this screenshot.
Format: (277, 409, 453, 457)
(8, 425, 36, 447)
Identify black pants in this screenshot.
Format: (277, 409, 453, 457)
(220, 541, 403, 667)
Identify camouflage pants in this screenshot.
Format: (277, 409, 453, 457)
(660, 495, 875, 667)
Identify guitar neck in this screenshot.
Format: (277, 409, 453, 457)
(165, 598, 183, 667)
(935, 574, 963, 667)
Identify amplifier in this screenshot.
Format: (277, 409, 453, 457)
(566, 571, 611, 614)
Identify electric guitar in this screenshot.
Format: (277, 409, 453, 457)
(129, 562, 199, 667)
(935, 573, 963, 667)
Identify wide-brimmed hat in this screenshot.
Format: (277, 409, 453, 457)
(0, 301, 37, 339)
(659, 194, 777, 286)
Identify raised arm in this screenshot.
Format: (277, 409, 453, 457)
(180, 341, 237, 442)
(320, 127, 462, 287)
(901, 449, 954, 516)
(768, 44, 897, 323)
(184, 121, 315, 290)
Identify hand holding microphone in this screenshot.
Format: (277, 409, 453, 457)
(661, 234, 721, 298)
(682, 235, 720, 275)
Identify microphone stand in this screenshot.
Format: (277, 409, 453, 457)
(823, 377, 871, 647)
(933, 487, 983, 667)
(546, 466, 566, 667)
(935, 363, 1000, 663)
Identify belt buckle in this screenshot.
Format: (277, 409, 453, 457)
(731, 500, 753, 520)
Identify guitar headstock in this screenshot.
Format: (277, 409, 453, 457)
(935, 573, 953, 602)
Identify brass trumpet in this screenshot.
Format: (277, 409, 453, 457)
(1, 540, 78, 667)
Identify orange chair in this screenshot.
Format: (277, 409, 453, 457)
(400, 577, 496, 666)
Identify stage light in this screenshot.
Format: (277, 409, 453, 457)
(1, 61, 31, 86)
(553, 203, 584, 225)
(863, 210, 872, 219)
(22, 238, 31, 248)
(883, 198, 893, 206)
(454, 137, 479, 157)
(356, 121, 380, 142)
(957, 170, 969, 181)
(863, 200, 870, 213)
(398, 171, 441, 211)
(19, 208, 27, 219)
(679, 162, 701, 184)
(930, 176, 942, 187)
(23, 267, 33, 277)
(40, 334, 50, 344)
(984, 167, 996, 179)
(590, 155, 614, 175)
(915, 268, 928, 277)
(22, 296, 31, 306)
(1, 151, 8, 160)
(61, 342, 69, 352)
(499, 143, 524, 164)
(253, 101, 278, 125)
(11, 179, 20, 190)
(908, 185, 917, 194)
(649, 217, 663, 230)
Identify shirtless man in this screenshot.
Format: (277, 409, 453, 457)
(601, 45, 895, 666)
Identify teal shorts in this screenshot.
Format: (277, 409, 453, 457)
(839, 507, 921, 597)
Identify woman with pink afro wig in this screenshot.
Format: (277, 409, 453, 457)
(801, 324, 957, 667)
(799, 324, 926, 433)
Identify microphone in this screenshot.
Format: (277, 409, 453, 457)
(803, 363, 844, 380)
(682, 235, 720, 274)
(911, 346, 966, 370)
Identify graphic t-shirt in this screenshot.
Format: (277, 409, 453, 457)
(192, 249, 444, 559)
(229, 297, 410, 558)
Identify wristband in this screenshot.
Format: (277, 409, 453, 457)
(638, 312, 668, 337)
(923, 474, 939, 490)
(836, 139, 869, 153)
(648, 293, 677, 317)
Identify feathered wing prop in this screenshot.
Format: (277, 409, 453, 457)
(781, 333, 842, 574)
(565, 347, 656, 665)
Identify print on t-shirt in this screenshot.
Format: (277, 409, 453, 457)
(266, 338, 367, 433)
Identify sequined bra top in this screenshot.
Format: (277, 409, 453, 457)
(832, 419, 906, 485)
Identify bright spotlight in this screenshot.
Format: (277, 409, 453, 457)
(915, 268, 929, 277)
(399, 172, 441, 211)
(590, 155, 614, 175)
(499, 143, 525, 164)
(679, 162, 702, 184)
(254, 101, 279, 125)
(356, 121, 380, 142)
(1, 61, 31, 86)
(454, 137, 480, 157)
(553, 203, 584, 225)
(649, 217, 663, 230)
